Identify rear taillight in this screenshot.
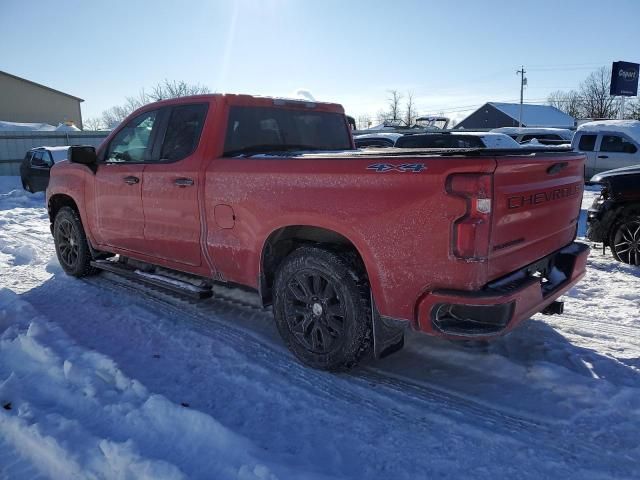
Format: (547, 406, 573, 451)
(447, 173, 493, 260)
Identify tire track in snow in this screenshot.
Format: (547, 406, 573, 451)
(68, 272, 622, 466)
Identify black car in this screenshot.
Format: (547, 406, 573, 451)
(20, 146, 69, 193)
(586, 164, 640, 265)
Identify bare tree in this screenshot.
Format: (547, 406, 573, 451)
(99, 80, 211, 129)
(147, 79, 210, 102)
(547, 90, 583, 118)
(376, 109, 391, 125)
(626, 99, 640, 120)
(83, 117, 104, 131)
(404, 91, 416, 127)
(356, 114, 371, 130)
(387, 90, 403, 122)
(579, 67, 618, 119)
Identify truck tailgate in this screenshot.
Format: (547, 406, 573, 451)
(488, 152, 585, 280)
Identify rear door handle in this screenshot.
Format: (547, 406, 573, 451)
(123, 176, 140, 185)
(174, 177, 194, 187)
(597, 155, 609, 159)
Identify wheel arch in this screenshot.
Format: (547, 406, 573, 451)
(259, 224, 380, 308)
(48, 193, 80, 226)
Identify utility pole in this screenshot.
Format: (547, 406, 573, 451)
(517, 66, 527, 127)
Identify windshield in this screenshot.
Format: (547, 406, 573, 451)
(223, 106, 352, 156)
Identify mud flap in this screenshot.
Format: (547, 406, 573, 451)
(371, 294, 406, 359)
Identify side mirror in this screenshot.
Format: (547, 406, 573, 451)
(69, 146, 98, 166)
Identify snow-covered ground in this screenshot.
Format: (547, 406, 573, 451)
(0, 176, 638, 479)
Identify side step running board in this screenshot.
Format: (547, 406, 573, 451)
(90, 260, 213, 299)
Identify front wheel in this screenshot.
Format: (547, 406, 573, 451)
(53, 207, 99, 277)
(611, 216, 640, 265)
(273, 246, 372, 371)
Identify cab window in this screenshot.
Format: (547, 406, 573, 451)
(600, 135, 638, 154)
(31, 151, 51, 168)
(577, 134, 597, 151)
(159, 104, 207, 161)
(105, 110, 158, 163)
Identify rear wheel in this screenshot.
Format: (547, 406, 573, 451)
(611, 216, 640, 265)
(53, 207, 99, 277)
(273, 246, 372, 371)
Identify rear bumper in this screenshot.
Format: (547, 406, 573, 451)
(416, 242, 589, 338)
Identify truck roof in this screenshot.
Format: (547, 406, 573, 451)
(139, 93, 345, 114)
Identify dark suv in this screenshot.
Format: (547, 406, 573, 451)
(20, 146, 69, 193)
(586, 165, 640, 265)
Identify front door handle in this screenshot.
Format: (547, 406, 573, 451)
(174, 177, 194, 187)
(123, 176, 140, 185)
(597, 155, 609, 159)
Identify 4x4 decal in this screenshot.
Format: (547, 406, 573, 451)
(367, 163, 426, 173)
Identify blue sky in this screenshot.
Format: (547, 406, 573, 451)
(2, 0, 639, 123)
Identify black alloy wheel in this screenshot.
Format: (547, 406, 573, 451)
(612, 218, 640, 265)
(53, 207, 98, 277)
(273, 246, 372, 371)
(283, 271, 346, 355)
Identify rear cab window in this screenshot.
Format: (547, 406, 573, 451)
(223, 106, 352, 156)
(600, 135, 638, 154)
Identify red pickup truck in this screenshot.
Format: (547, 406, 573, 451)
(46, 94, 589, 370)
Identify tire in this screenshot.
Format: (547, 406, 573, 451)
(273, 246, 372, 371)
(53, 206, 99, 277)
(24, 180, 32, 193)
(610, 215, 640, 266)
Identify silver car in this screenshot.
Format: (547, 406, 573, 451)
(573, 120, 640, 178)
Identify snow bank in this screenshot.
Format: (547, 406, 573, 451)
(0, 177, 45, 212)
(0, 121, 56, 132)
(0, 289, 302, 480)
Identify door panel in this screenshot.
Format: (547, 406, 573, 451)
(142, 163, 202, 266)
(595, 134, 640, 173)
(30, 151, 52, 191)
(93, 108, 161, 252)
(575, 133, 598, 178)
(94, 163, 146, 252)
(140, 103, 209, 267)
(585, 151, 598, 178)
